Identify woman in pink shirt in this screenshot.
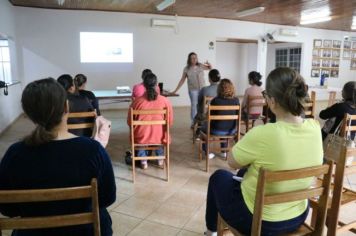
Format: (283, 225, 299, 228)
(241, 71, 264, 119)
(128, 73, 173, 169)
(132, 69, 160, 99)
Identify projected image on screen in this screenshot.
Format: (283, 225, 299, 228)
(80, 32, 133, 63)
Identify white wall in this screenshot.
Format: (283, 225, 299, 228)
(0, 1, 23, 134)
(12, 7, 356, 107)
(216, 42, 257, 95)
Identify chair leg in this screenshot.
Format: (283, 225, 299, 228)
(206, 140, 209, 172)
(132, 156, 136, 183)
(166, 146, 169, 182)
(199, 139, 203, 161)
(217, 213, 225, 236)
(245, 120, 249, 132)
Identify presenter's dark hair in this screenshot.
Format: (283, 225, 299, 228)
(144, 73, 158, 101)
(22, 78, 67, 146)
(187, 52, 198, 68)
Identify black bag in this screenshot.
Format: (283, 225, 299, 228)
(0, 81, 8, 95)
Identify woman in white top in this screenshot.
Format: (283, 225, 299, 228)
(171, 52, 212, 127)
(241, 71, 264, 120)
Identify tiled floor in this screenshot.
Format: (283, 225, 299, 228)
(0, 107, 355, 236)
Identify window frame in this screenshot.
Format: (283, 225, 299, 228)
(275, 47, 301, 72)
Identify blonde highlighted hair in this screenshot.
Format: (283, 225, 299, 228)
(217, 78, 236, 99)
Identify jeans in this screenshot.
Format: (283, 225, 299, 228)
(201, 125, 236, 153)
(205, 169, 309, 235)
(136, 147, 164, 164)
(188, 90, 199, 125)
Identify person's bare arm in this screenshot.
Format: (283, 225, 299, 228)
(201, 61, 212, 70)
(171, 72, 187, 94)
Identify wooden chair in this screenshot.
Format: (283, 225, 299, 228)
(67, 110, 97, 132)
(303, 91, 316, 119)
(328, 91, 337, 107)
(244, 95, 266, 132)
(0, 179, 100, 236)
(193, 96, 214, 144)
(340, 113, 356, 139)
(198, 105, 241, 172)
(130, 108, 170, 183)
(217, 163, 333, 236)
(310, 125, 356, 235)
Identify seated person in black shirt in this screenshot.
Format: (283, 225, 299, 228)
(201, 79, 240, 159)
(0, 78, 116, 236)
(319, 81, 356, 140)
(74, 73, 101, 115)
(57, 74, 94, 137)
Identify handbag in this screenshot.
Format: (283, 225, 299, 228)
(322, 117, 336, 134)
(92, 116, 111, 148)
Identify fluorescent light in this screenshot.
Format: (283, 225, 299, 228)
(300, 16, 332, 25)
(235, 7, 265, 18)
(300, 6, 331, 25)
(156, 0, 176, 11)
(352, 16, 356, 30)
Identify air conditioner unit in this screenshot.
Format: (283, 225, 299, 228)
(279, 28, 299, 37)
(151, 19, 177, 28)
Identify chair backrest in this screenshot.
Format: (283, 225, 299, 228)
(0, 179, 100, 236)
(130, 108, 169, 145)
(328, 91, 337, 107)
(251, 163, 333, 236)
(67, 111, 97, 130)
(340, 113, 356, 139)
(203, 96, 214, 113)
(246, 95, 265, 115)
(303, 91, 316, 119)
(323, 137, 356, 235)
(207, 105, 241, 141)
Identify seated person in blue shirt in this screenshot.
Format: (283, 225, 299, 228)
(0, 78, 116, 236)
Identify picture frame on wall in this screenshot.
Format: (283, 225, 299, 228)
(352, 41, 356, 49)
(311, 69, 320, 78)
(330, 69, 339, 78)
(352, 51, 356, 59)
(332, 50, 340, 58)
(333, 40, 341, 48)
(322, 59, 330, 67)
(351, 60, 356, 70)
(312, 49, 321, 57)
(331, 60, 339, 68)
(343, 50, 351, 59)
(343, 40, 351, 49)
(321, 69, 330, 78)
(314, 39, 322, 48)
(322, 49, 331, 57)
(312, 59, 320, 67)
(323, 39, 332, 48)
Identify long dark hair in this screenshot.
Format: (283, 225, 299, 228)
(22, 78, 67, 146)
(342, 81, 356, 106)
(143, 73, 158, 101)
(248, 71, 262, 86)
(57, 74, 74, 92)
(266, 67, 307, 116)
(74, 74, 87, 89)
(186, 52, 199, 68)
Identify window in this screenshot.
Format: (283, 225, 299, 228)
(0, 39, 11, 83)
(275, 47, 301, 72)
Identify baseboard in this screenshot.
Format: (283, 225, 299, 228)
(0, 113, 24, 137)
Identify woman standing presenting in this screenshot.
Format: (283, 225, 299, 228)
(171, 52, 212, 128)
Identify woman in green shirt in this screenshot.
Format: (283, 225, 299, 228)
(205, 67, 323, 236)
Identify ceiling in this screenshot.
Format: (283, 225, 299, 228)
(9, 0, 356, 32)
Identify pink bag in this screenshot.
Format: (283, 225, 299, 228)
(92, 116, 111, 148)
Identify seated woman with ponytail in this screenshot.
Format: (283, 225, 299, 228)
(74, 73, 101, 115)
(0, 78, 116, 236)
(57, 74, 94, 137)
(205, 67, 323, 236)
(127, 73, 173, 169)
